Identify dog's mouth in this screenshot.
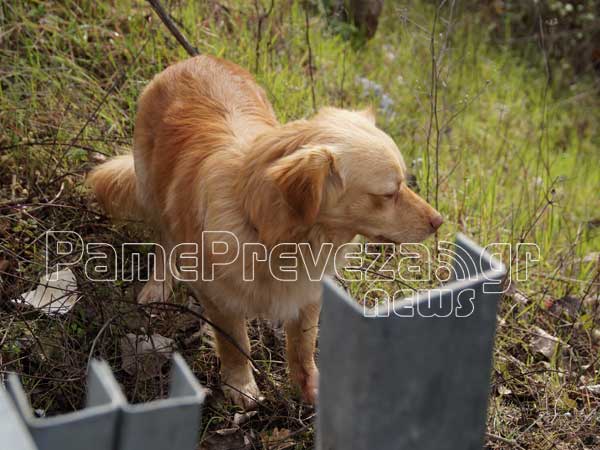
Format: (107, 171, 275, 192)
(360, 230, 403, 245)
(371, 235, 401, 245)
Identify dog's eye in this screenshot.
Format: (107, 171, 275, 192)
(369, 192, 397, 202)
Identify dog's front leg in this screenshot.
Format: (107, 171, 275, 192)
(204, 302, 261, 409)
(285, 301, 321, 405)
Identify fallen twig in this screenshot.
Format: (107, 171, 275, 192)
(485, 432, 526, 450)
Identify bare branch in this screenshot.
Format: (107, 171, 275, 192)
(147, 0, 199, 57)
(304, 2, 317, 112)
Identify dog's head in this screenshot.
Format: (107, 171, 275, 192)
(246, 107, 442, 245)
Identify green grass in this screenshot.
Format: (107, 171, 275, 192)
(1, 1, 599, 448)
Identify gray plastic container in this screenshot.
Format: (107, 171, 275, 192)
(117, 353, 206, 450)
(0, 387, 38, 450)
(6, 359, 124, 450)
(318, 233, 506, 450)
(3, 353, 205, 450)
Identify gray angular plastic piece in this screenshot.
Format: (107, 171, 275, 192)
(0, 387, 38, 450)
(317, 234, 507, 450)
(117, 353, 206, 450)
(6, 360, 125, 450)
(3, 353, 206, 450)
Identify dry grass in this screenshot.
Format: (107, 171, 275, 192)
(1, 1, 599, 448)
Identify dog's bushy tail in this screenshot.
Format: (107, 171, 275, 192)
(87, 154, 141, 219)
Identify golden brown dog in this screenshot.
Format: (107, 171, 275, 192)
(88, 55, 442, 408)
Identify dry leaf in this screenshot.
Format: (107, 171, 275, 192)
(261, 427, 295, 450)
(582, 252, 599, 264)
(550, 295, 581, 317)
(200, 430, 250, 450)
(90, 152, 107, 163)
(512, 291, 529, 305)
(583, 293, 599, 309)
(233, 410, 258, 426)
(497, 385, 512, 396)
(215, 428, 239, 436)
(12, 269, 80, 315)
(579, 385, 600, 394)
(120, 333, 174, 380)
(530, 327, 566, 359)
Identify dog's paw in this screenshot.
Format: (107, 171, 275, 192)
(300, 368, 319, 405)
(301, 369, 319, 405)
(222, 376, 263, 410)
(137, 280, 172, 304)
(290, 366, 319, 405)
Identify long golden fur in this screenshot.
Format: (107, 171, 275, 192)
(88, 55, 442, 408)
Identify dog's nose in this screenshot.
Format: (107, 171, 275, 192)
(430, 213, 444, 231)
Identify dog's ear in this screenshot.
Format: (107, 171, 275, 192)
(266, 146, 339, 225)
